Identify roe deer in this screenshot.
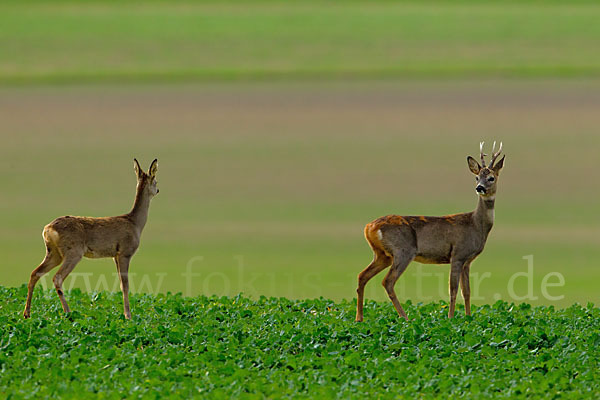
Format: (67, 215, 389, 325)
(23, 158, 159, 320)
(356, 142, 505, 321)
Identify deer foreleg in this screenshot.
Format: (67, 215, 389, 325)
(115, 255, 132, 320)
(448, 260, 464, 318)
(460, 263, 472, 316)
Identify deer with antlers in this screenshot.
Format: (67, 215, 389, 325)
(356, 142, 505, 321)
(23, 159, 159, 320)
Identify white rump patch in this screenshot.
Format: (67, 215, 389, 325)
(376, 230, 383, 241)
(44, 227, 60, 244)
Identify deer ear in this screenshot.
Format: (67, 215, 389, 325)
(134, 158, 143, 177)
(467, 156, 481, 175)
(492, 155, 505, 175)
(148, 159, 158, 178)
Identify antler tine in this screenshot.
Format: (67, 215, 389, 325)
(490, 141, 503, 167)
(479, 141, 487, 167)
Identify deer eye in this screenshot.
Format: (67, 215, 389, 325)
(488, 176, 495, 182)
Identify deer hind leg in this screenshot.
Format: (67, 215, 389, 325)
(355, 250, 392, 322)
(52, 252, 83, 314)
(23, 247, 63, 318)
(382, 250, 415, 321)
(448, 260, 465, 318)
(460, 262, 472, 316)
(115, 254, 132, 320)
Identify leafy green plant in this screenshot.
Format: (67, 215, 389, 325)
(1, 285, 598, 399)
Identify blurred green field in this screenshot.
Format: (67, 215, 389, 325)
(0, 1, 598, 308)
(2, 0, 600, 83)
(1, 81, 599, 307)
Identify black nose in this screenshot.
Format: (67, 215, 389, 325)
(476, 185, 486, 194)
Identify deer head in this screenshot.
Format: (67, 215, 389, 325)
(134, 158, 159, 197)
(467, 142, 505, 198)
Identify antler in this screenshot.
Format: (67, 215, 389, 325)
(490, 141, 503, 168)
(479, 142, 488, 167)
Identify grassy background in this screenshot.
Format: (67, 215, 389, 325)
(1, 1, 598, 307)
(2, 1, 600, 83)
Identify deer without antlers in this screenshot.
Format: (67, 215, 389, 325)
(356, 142, 505, 321)
(23, 159, 159, 320)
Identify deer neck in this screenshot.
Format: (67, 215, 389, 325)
(128, 182, 151, 231)
(474, 195, 495, 233)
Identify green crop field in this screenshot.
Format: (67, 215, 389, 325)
(1, 287, 599, 398)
